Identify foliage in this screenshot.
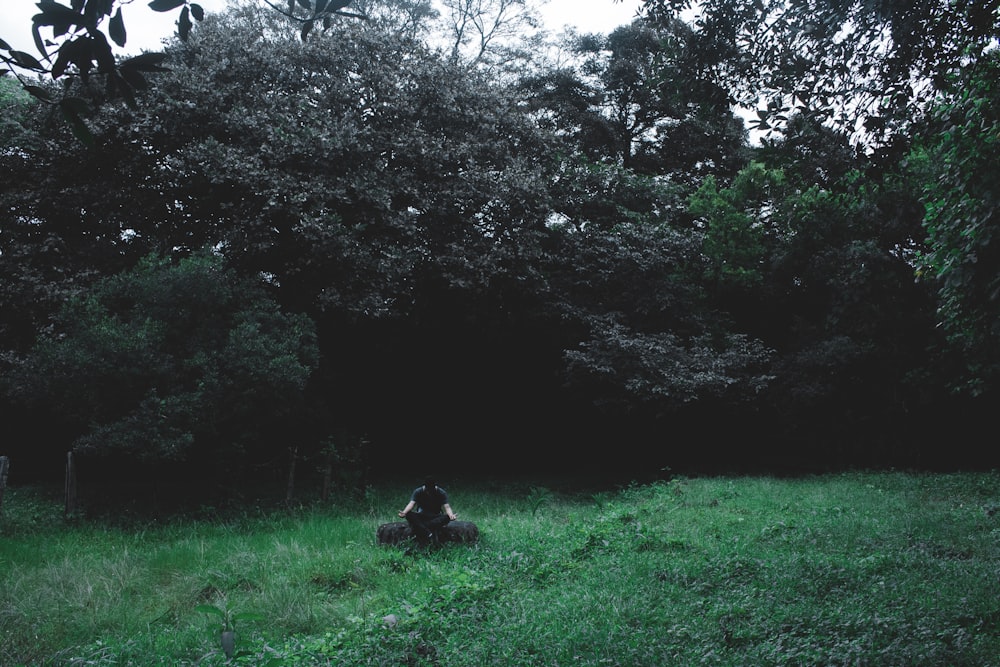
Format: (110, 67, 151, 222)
(436, 0, 545, 70)
(688, 163, 782, 291)
(2, 472, 1000, 665)
(0, 0, 196, 144)
(641, 0, 1000, 148)
(916, 51, 1000, 397)
(0, 0, 993, 472)
(520, 19, 748, 180)
(3, 250, 319, 472)
(0, 0, 368, 142)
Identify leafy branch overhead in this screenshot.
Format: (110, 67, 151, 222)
(0, 0, 202, 144)
(0, 0, 364, 143)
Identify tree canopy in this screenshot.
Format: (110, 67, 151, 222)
(1, 0, 997, 501)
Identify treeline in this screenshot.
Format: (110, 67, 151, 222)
(1, 1, 997, 506)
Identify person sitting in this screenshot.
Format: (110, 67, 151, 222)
(398, 477, 458, 545)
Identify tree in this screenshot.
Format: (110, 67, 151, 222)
(436, 0, 544, 70)
(0, 0, 365, 143)
(519, 20, 747, 181)
(641, 0, 1000, 150)
(0, 0, 200, 144)
(0, 4, 575, 459)
(916, 51, 1000, 397)
(694, 140, 943, 464)
(2, 250, 319, 490)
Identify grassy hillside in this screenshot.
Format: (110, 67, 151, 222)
(1, 471, 999, 665)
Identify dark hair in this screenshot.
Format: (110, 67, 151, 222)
(423, 477, 437, 489)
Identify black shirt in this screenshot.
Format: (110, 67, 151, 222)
(410, 485, 448, 515)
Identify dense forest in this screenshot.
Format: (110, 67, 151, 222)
(1, 0, 998, 506)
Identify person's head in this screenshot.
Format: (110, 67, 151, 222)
(423, 476, 437, 490)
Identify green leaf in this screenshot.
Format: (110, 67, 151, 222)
(59, 99, 94, 147)
(31, 3, 84, 28)
(51, 41, 73, 78)
(111, 70, 138, 109)
(118, 66, 148, 90)
(148, 0, 186, 12)
(10, 51, 45, 71)
(24, 84, 54, 102)
(61, 96, 90, 115)
(195, 604, 225, 619)
(178, 6, 192, 41)
(120, 52, 171, 72)
(109, 8, 126, 47)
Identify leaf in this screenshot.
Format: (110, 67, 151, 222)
(110, 70, 138, 109)
(301, 19, 314, 40)
(61, 96, 90, 115)
(31, 3, 84, 28)
(24, 84, 55, 102)
(0, 38, 10, 50)
(10, 50, 45, 71)
(178, 6, 192, 41)
(195, 604, 226, 619)
(31, 21, 47, 59)
(118, 66, 148, 90)
(109, 8, 127, 47)
(148, 0, 186, 12)
(59, 99, 94, 146)
(51, 41, 73, 78)
(190, 3, 204, 21)
(120, 52, 171, 72)
(91, 30, 114, 71)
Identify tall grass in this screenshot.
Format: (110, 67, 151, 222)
(1, 472, 998, 666)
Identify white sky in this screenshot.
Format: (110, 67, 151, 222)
(1, 0, 644, 55)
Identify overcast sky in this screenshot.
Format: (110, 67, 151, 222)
(1, 0, 644, 55)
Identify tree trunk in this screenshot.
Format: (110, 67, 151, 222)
(376, 520, 480, 545)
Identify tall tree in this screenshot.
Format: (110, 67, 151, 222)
(520, 20, 747, 181)
(916, 51, 1000, 397)
(641, 0, 1000, 150)
(1, 4, 574, 458)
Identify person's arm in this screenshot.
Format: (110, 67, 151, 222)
(442, 503, 457, 521)
(398, 500, 416, 518)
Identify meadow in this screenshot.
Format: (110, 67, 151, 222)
(1, 471, 999, 666)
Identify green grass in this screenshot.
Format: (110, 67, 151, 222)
(2, 471, 999, 666)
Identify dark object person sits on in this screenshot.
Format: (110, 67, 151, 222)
(398, 477, 457, 545)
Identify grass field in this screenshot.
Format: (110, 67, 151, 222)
(1, 471, 999, 665)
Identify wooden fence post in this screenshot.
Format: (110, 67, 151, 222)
(65, 451, 77, 517)
(0, 456, 9, 517)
